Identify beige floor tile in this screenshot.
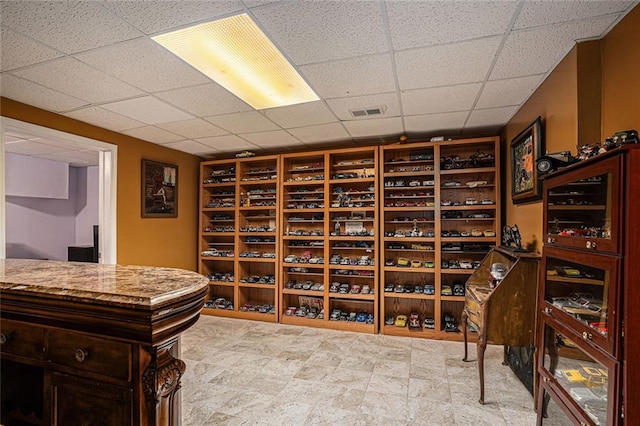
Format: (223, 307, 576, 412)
(359, 390, 407, 421)
(368, 373, 409, 396)
(181, 316, 537, 425)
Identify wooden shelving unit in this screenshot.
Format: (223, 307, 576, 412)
(379, 137, 500, 340)
(279, 147, 379, 333)
(198, 156, 280, 323)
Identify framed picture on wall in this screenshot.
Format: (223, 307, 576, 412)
(141, 159, 178, 218)
(510, 117, 543, 204)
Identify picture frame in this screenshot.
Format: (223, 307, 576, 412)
(510, 117, 543, 204)
(141, 159, 178, 218)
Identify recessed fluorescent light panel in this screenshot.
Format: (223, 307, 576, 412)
(153, 14, 319, 110)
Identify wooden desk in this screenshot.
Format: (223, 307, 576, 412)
(0, 259, 209, 426)
(461, 247, 539, 404)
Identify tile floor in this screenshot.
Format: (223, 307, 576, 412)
(180, 316, 537, 425)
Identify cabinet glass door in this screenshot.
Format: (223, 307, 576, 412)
(544, 156, 621, 254)
(538, 384, 577, 425)
(539, 322, 617, 426)
(541, 247, 619, 355)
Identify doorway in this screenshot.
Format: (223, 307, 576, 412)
(0, 117, 117, 264)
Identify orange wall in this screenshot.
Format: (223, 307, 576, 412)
(1, 98, 201, 271)
(502, 4, 639, 253)
(601, 5, 640, 136)
(501, 48, 579, 253)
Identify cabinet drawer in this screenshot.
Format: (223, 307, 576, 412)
(47, 330, 131, 381)
(0, 319, 44, 360)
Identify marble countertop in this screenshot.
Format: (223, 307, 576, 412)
(0, 259, 209, 309)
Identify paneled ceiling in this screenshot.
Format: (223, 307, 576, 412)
(1, 0, 637, 164)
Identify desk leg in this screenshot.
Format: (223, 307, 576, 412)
(477, 333, 487, 405)
(462, 309, 469, 361)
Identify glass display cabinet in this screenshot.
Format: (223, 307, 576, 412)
(537, 145, 640, 425)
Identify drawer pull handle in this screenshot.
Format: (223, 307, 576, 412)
(75, 349, 88, 362)
(544, 307, 553, 316)
(586, 241, 597, 250)
(547, 237, 556, 244)
(0, 333, 6, 345)
(582, 332, 593, 341)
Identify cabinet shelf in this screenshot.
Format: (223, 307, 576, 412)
(328, 294, 375, 301)
(329, 177, 375, 184)
(440, 167, 495, 174)
(384, 171, 435, 177)
(209, 281, 235, 287)
(384, 266, 436, 273)
(203, 182, 236, 188)
(384, 207, 435, 212)
(203, 207, 235, 212)
(383, 292, 436, 300)
(547, 205, 606, 211)
(546, 275, 604, 286)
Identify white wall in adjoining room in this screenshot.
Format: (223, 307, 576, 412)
(5, 153, 98, 261)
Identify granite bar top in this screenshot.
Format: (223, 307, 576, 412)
(0, 259, 209, 310)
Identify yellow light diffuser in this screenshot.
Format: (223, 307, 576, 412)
(152, 14, 318, 110)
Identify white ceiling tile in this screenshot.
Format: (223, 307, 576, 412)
(240, 130, 304, 148)
(300, 54, 396, 99)
(156, 83, 252, 117)
(264, 101, 337, 129)
(100, 96, 194, 125)
(253, 1, 388, 65)
(0, 74, 88, 112)
(37, 137, 98, 152)
(123, 126, 184, 144)
(396, 37, 502, 90)
(514, 1, 633, 30)
(196, 135, 259, 152)
(243, 0, 280, 7)
(0, 1, 142, 54)
(5, 140, 72, 156)
(387, 1, 518, 50)
(326, 93, 400, 121)
(401, 83, 482, 116)
(491, 16, 617, 80)
(161, 140, 214, 155)
(343, 117, 403, 138)
(63, 106, 145, 131)
(476, 75, 545, 109)
(404, 112, 469, 133)
(288, 123, 350, 144)
(204, 111, 279, 134)
(466, 106, 519, 128)
(0, 27, 64, 72)
(75, 38, 211, 93)
(157, 118, 229, 139)
(39, 150, 100, 166)
(102, 1, 244, 35)
(12, 57, 144, 103)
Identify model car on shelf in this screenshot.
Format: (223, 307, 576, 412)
(408, 312, 421, 328)
(395, 315, 408, 327)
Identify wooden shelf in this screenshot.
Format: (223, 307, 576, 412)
(380, 137, 500, 342)
(199, 157, 280, 323)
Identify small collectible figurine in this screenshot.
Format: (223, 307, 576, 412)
(502, 224, 523, 250)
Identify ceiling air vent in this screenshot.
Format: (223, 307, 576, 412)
(349, 105, 386, 118)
